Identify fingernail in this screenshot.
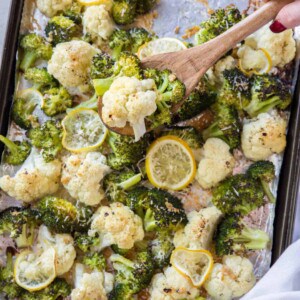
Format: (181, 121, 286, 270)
(270, 20, 287, 33)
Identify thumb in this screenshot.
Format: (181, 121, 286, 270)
(270, 1, 300, 33)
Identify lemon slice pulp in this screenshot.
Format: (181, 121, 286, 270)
(14, 248, 56, 292)
(137, 37, 187, 59)
(62, 108, 108, 153)
(171, 247, 214, 287)
(146, 136, 196, 190)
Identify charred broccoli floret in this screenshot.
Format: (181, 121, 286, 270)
(136, 0, 157, 14)
(195, 7, 243, 45)
(109, 29, 131, 59)
(24, 67, 58, 91)
(126, 186, 149, 218)
(245, 74, 292, 117)
(202, 103, 241, 149)
(107, 131, 150, 170)
(91, 53, 116, 79)
(129, 27, 154, 53)
(109, 251, 154, 298)
(0, 135, 31, 165)
(112, 0, 137, 25)
(19, 33, 52, 71)
(37, 196, 92, 233)
(82, 252, 106, 271)
(215, 214, 270, 256)
(45, 15, 78, 46)
(219, 68, 251, 111)
(212, 174, 265, 216)
(247, 161, 276, 203)
(103, 170, 142, 203)
(63, 1, 83, 24)
(21, 278, 71, 300)
(12, 97, 39, 129)
(41, 87, 72, 116)
(74, 233, 102, 253)
(27, 120, 62, 162)
(0, 207, 39, 248)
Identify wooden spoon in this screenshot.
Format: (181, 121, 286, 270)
(99, 0, 293, 136)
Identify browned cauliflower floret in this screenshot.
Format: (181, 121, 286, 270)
(89, 202, 144, 249)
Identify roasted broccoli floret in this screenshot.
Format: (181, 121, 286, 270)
(45, 15, 78, 46)
(63, 1, 83, 24)
(244, 75, 292, 117)
(41, 87, 72, 116)
(247, 161, 276, 203)
(0, 135, 31, 165)
(21, 278, 71, 300)
(12, 97, 39, 129)
(74, 233, 102, 253)
(202, 103, 241, 149)
(215, 214, 270, 256)
(112, 0, 137, 25)
(136, 0, 157, 14)
(107, 131, 150, 170)
(129, 27, 154, 53)
(110, 251, 154, 298)
(91, 53, 116, 79)
(218, 68, 251, 111)
(195, 7, 243, 45)
(37, 196, 92, 233)
(212, 174, 265, 216)
(24, 67, 58, 91)
(126, 186, 150, 218)
(149, 230, 174, 268)
(103, 170, 142, 203)
(160, 126, 203, 149)
(82, 252, 106, 271)
(19, 33, 53, 71)
(93, 52, 142, 96)
(109, 29, 131, 59)
(0, 250, 24, 298)
(0, 207, 39, 248)
(27, 120, 62, 162)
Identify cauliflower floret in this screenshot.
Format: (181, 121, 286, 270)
(0, 149, 61, 203)
(196, 138, 235, 189)
(241, 111, 287, 161)
(102, 76, 158, 141)
(89, 202, 144, 249)
(238, 24, 296, 68)
(48, 41, 98, 92)
(83, 5, 115, 45)
(173, 206, 222, 250)
(36, 0, 72, 17)
(71, 264, 114, 300)
(37, 225, 76, 276)
(61, 152, 110, 206)
(149, 266, 200, 300)
(204, 255, 256, 300)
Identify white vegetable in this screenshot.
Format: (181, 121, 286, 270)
(196, 138, 235, 189)
(83, 5, 115, 45)
(0, 148, 61, 203)
(89, 202, 144, 249)
(204, 255, 256, 300)
(241, 111, 287, 161)
(173, 206, 222, 250)
(102, 76, 158, 141)
(61, 152, 110, 206)
(36, 0, 72, 18)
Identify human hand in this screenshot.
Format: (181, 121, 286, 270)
(270, 0, 300, 33)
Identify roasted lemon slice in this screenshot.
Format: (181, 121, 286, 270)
(171, 247, 214, 287)
(14, 248, 56, 292)
(146, 136, 196, 190)
(17, 88, 43, 106)
(78, 0, 112, 8)
(62, 108, 108, 153)
(137, 37, 187, 59)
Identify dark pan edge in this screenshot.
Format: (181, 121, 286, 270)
(272, 66, 300, 263)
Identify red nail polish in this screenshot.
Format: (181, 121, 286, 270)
(270, 20, 287, 33)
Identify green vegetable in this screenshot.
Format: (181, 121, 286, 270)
(109, 29, 131, 59)
(136, 0, 157, 14)
(112, 0, 137, 25)
(91, 53, 115, 79)
(0, 135, 31, 165)
(129, 27, 154, 53)
(24, 67, 58, 91)
(74, 233, 102, 253)
(82, 252, 106, 271)
(63, 1, 83, 24)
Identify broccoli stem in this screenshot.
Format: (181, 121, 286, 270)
(245, 96, 281, 118)
(20, 51, 37, 71)
(67, 93, 98, 113)
(144, 209, 157, 232)
(110, 254, 135, 269)
(118, 173, 142, 190)
(0, 135, 19, 156)
(261, 180, 275, 203)
(93, 78, 114, 96)
(15, 223, 35, 248)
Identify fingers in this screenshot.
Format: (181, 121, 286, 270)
(270, 1, 300, 33)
